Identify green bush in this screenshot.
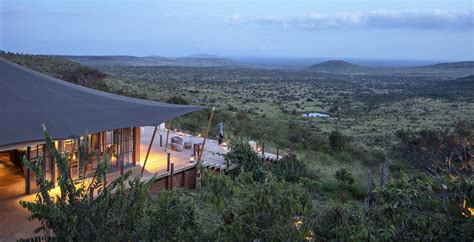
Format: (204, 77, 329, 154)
(329, 130, 348, 152)
(334, 168, 355, 186)
(393, 121, 473, 177)
(307, 173, 474, 241)
(224, 140, 268, 182)
(200, 171, 315, 241)
(166, 96, 189, 105)
(272, 154, 319, 183)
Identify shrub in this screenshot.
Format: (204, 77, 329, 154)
(216, 178, 313, 241)
(364, 172, 474, 240)
(329, 130, 348, 152)
(272, 154, 318, 183)
(166, 96, 189, 105)
(334, 168, 355, 186)
(224, 140, 268, 182)
(394, 121, 473, 177)
(59, 67, 108, 91)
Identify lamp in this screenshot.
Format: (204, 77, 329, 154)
(190, 155, 195, 163)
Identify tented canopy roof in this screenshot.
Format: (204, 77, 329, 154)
(0, 57, 207, 148)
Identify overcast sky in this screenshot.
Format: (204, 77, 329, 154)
(1, 0, 473, 60)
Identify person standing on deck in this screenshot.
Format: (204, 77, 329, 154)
(217, 120, 224, 146)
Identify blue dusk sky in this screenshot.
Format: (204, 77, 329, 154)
(1, 0, 473, 61)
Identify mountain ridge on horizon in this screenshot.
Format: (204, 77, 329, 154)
(4, 50, 471, 75)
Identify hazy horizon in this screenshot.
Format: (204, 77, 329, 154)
(1, 0, 473, 61)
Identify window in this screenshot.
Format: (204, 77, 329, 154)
(105, 128, 134, 172)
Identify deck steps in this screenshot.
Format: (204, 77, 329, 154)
(200, 151, 284, 173)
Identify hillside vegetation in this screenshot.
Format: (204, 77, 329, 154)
(63, 55, 246, 68)
(2, 52, 473, 240)
(0, 51, 110, 91)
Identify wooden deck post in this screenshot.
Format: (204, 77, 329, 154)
(132, 127, 140, 166)
(198, 107, 215, 163)
(141, 126, 157, 176)
(277, 148, 279, 160)
(170, 163, 174, 190)
(69, 140, 75, 178)
(95, 132, 101, 169)
(182, 169, 186, 186)
(120, 133, 124, 175)
(165, 120, 172, 148)
(197, 107, 215, 189)
(49, 143, 55, 187)
(77, 138, 81, 177)
(25, 146, 31, 194)
(167, 153, 171, 171)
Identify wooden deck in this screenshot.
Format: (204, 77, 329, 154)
(0, 127, 283, 240)
(139, 126, 230, 174)
(139, 127, 282, 173)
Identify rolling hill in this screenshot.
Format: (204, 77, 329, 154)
(63, 55, 247, 68)
(306, 60, 474, 77)
(426, 61, 474, 69)
(307, 60, 370, 73)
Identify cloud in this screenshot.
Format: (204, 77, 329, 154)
(228, 10, 474, 31)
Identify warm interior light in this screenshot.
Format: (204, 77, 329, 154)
(462, 197, 474, 218)
(293, 216, 304, 229)
(190, 155, 195, 163)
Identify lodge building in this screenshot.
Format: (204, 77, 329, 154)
(0, 58, 206, 198)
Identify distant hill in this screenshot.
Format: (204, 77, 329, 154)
(307, 60, 370, 73)
(64, 55, 247, 68)
(310, 60, 359, 69)
(306, 60, 474, 77)
(424, 61, 474, 69)
(185, 54, 224, 59)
